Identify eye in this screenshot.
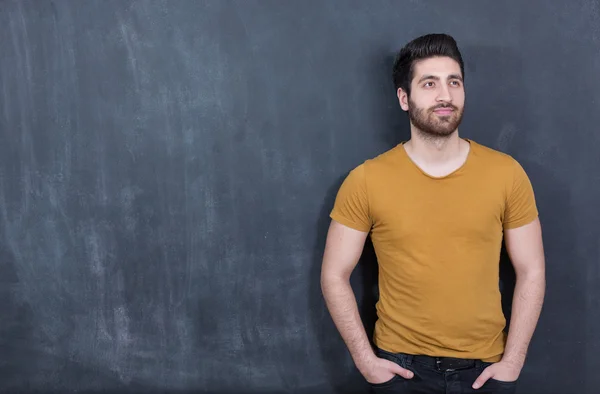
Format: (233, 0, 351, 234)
(424, 81, 434, 88)
(450, 80, 461, 87)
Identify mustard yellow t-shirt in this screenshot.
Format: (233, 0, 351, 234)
(329, 139, 538, 362)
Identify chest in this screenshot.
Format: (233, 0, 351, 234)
(370, 177, 506, 243)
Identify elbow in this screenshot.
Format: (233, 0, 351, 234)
(320, 267, 350, 292)
(515, 264, 545, 282)
(514, 255, 545, 280)
(320, 270, 344, 287)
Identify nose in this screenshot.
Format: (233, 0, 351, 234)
(436, 83, 452, 103)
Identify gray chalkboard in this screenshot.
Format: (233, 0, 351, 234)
(1, 1, 598, 393)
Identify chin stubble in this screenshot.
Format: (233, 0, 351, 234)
(408, 103, 463, 139)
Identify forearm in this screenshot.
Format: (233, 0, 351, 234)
(502, 268, 545, 368)
(321, 275, 375, 373)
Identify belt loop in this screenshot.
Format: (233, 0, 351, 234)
(405, 354, 413, 367)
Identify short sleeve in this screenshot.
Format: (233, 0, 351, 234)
(329, 164, 372, 232)
(503, 159, 539, 229)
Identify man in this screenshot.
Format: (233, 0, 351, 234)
(320, 33, 545, 394)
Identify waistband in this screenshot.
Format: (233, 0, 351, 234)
(376, 347, 490, 372)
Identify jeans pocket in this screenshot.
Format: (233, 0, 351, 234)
(488, 378, 518, 393)
(367, 348, 408, 391)
(478, 362, 518, 385)
(369, 373, 403, 388)
(489, 377, 518, 385)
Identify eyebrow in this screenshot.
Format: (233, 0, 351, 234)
(417, 74, 464, 83)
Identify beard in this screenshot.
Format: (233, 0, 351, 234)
(408, 99, 464, 139)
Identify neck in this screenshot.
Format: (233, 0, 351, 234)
(404, 128, 463, 164)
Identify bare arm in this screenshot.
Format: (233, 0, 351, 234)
(320, 219, 412, 382)
(320, 220, 372, 371)
(501, 217, 546, 368)
(473, 217, 545, 389)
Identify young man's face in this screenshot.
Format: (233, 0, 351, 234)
(398, 56, 465, 137)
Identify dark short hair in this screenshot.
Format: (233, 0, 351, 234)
(392, 33, 465, 96)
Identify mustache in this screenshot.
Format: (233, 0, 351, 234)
(430, 104, 458, 111)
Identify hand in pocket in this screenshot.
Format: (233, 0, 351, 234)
(363, 356, 414, 385)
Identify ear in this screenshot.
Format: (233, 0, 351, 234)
(397, 88, 409, 112)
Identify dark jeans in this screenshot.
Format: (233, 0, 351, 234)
(369, 347, 518, 394)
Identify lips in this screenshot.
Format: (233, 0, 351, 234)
(434, 108, 454, 115)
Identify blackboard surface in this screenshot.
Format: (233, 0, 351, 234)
(1, 1, 598, 393)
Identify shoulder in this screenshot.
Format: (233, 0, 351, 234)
(470, 139, 514, 163)
(339, 144, 403, 178)
(469, 139, 523, 172)
(361, 144, 404, 174)
(336, 145, 403, 194)
(469, 140, 534, 196)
